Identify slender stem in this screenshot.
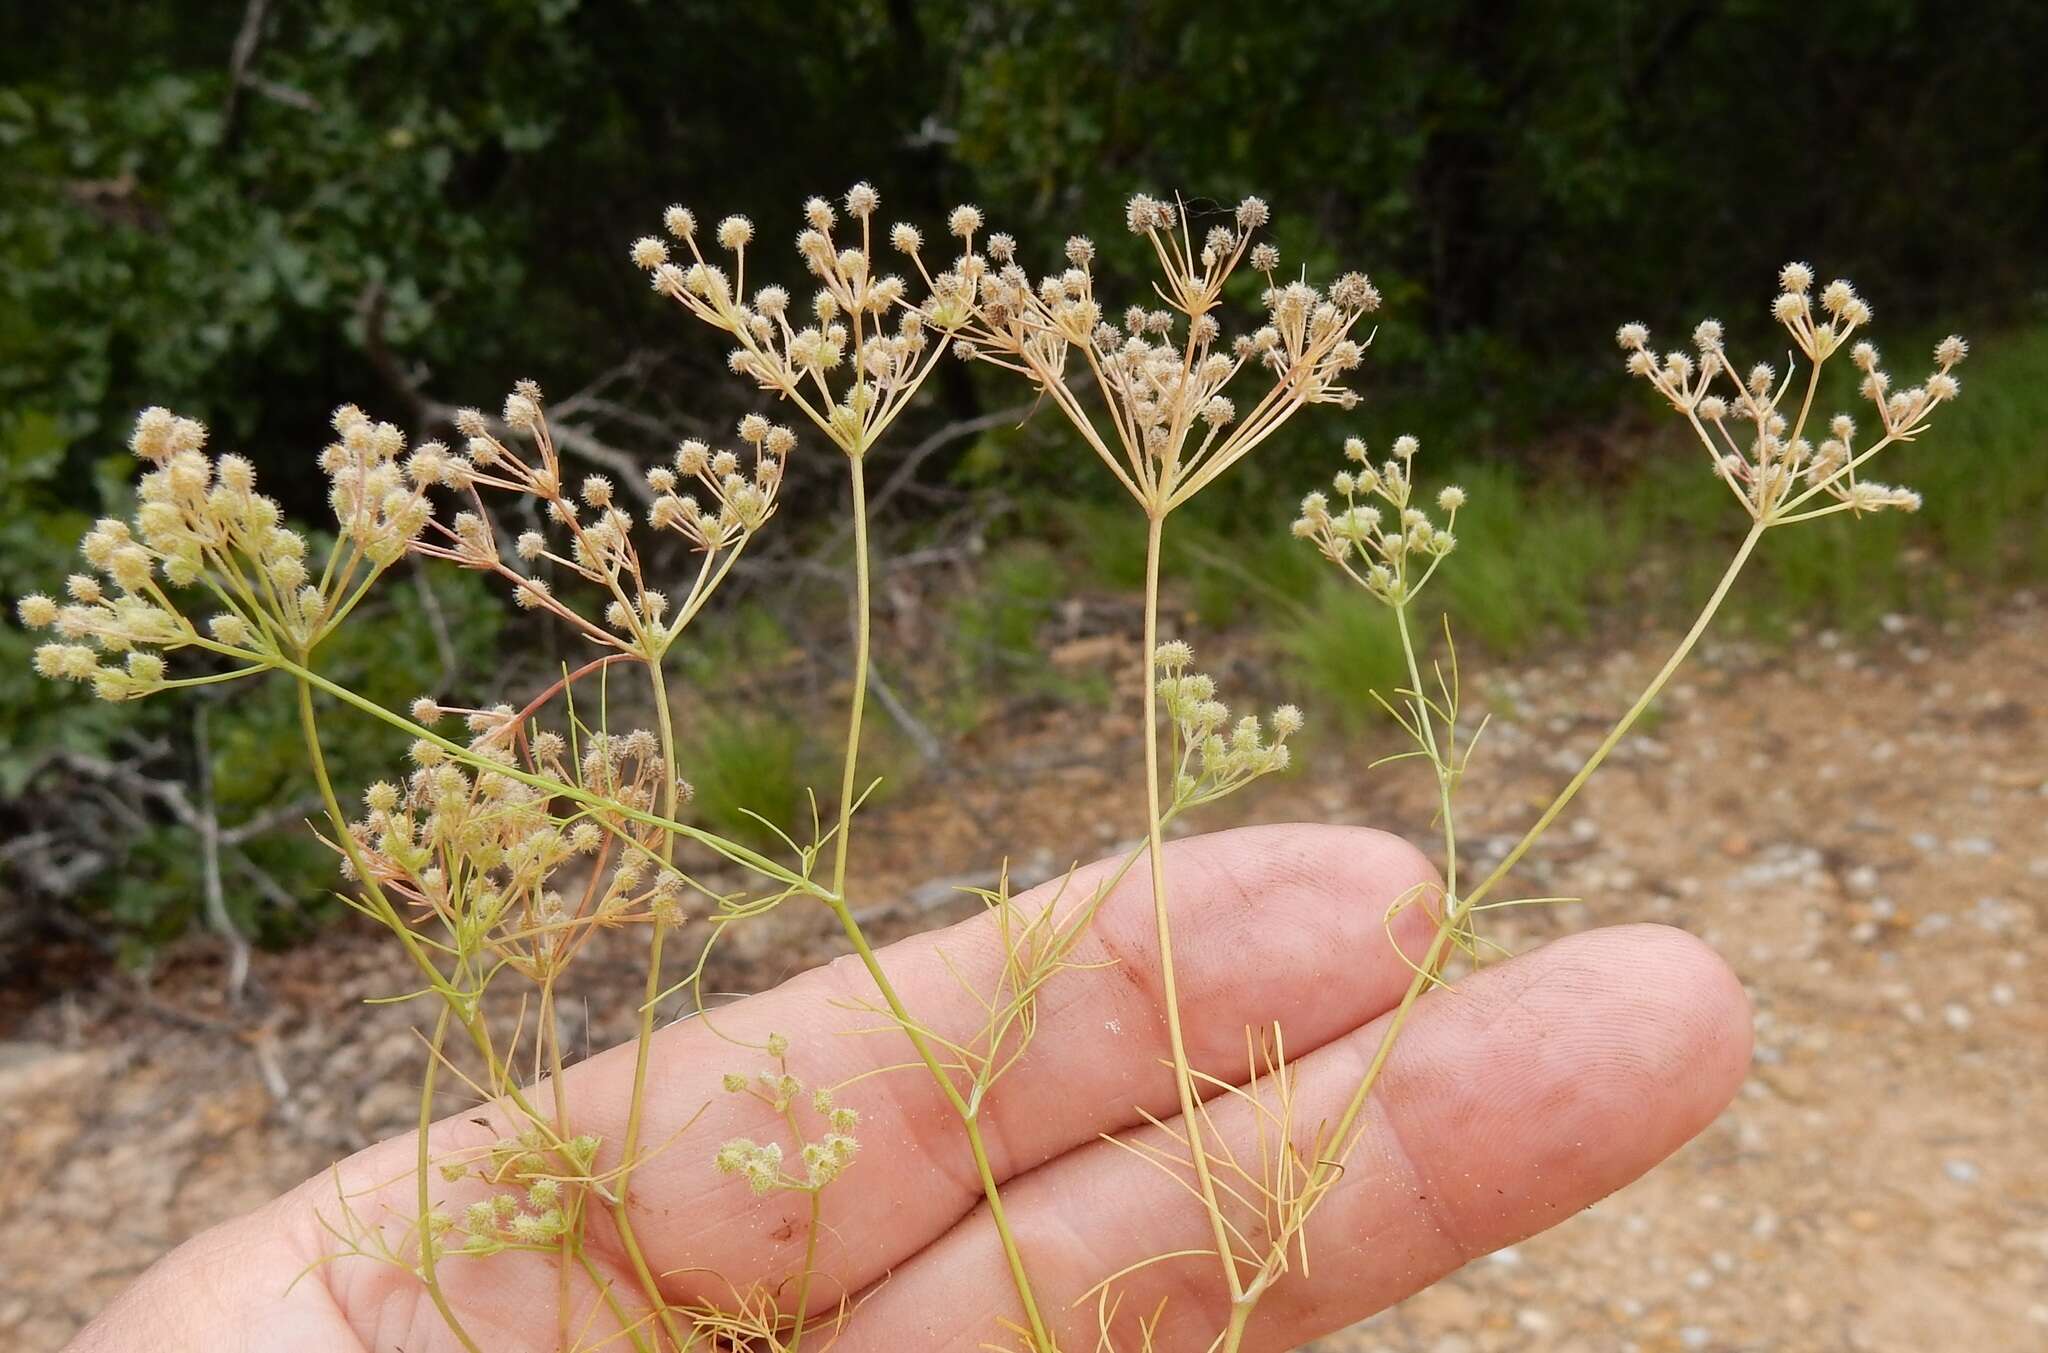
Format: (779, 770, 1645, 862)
(1220, 1296, 1255, 1353)
(828, 453, 872, 903)
(1140, 511, 1244, 1302)
(416, 1006, 485, 1353)
(824, 899, 1053, 1349)
(1461, 518, 1765, 912)
(293, 677, 451, 1007)
(818, 448, 1053, 1347)
(785, 1190, 824, 1353)
(1224, 520, 1772, 1353)
(610, 655, 690, 1352)
(1394, 604, 1459, 904)
(543, 981, 576, 1353)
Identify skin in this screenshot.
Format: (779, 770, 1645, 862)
(66, 823, 1752, 1352)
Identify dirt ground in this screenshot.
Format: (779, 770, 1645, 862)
(2, 591, 2042, 1352)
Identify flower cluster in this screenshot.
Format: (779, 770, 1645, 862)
(635, 183, 966, 456)
(324, 404, 440, 566)
(1291, 436, 1461, 605)
(1153, 641, 1301, 807)
(417, 383, 792, 652)
(712, 1038, 861, 1195)
(348, 712, 697, 979)
(940, 194, 1381, 510)
(448, 1127, 603, 1256)
(16, 402, 451, 696)
(1617, 263, 1966, 522)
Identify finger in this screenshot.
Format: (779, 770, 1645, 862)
(601, 823, 1437, 1301)
(839, 924, 1752, 1351)
(311, 824, 1438, 1323)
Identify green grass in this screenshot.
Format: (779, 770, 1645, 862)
(681, 707, 827, 850)
(944, 539, 1113, 720)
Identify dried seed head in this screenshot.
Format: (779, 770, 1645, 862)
(715, 215, 754, 250)
(1124, 193, 1174, 233)
(947, 204, 983, 238)
(1330, 273, 1381, 312)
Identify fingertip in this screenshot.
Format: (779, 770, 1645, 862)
(1474, 923, 1754, 1196)
(1564, 922, 1754, 1125)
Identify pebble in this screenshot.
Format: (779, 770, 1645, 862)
(1943, 1159, 1980, 1184)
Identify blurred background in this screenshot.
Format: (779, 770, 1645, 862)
(1, 3, 2043, 1350)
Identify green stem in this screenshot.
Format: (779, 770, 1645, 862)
(294, 676, 453, 1005)
(1139, 510, 1244, 1303)
(1222, 520, 1771, 1353)
(416, 1007, 485, 1353)
(610, 655, 691, 1353)
(1349, 517, 1766, 1182)
(828, 453, 871, 903)
(819, 450, 1053, 1347)
(294, 673, 561, 1128)
(824, 899, 1054, 1349)
(1393, 602, 1459, 905)
(1460, 518, 1765, 912)
(1220, 1296, 1255, 1353)
(785, 1190, 824, 1353)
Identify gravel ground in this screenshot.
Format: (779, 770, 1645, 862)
(3, 593, 2042, 1352)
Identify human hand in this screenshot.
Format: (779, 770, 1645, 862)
(66, 824, 1750, 1352)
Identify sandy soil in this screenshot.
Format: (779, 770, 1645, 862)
(2, 592, 2042, 1352)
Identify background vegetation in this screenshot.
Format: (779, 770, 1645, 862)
(3, 0, 2043, 962)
